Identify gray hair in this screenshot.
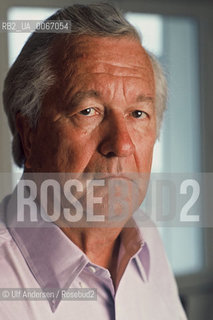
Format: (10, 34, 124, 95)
(3, 3, 167, 168)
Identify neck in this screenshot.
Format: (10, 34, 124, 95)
(60, 226, 121, 283)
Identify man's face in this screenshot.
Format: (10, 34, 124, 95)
(26, 36, 156, 176)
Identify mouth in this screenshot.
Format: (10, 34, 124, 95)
(105, 175, 132, 180)
(92, 173, 136, 183)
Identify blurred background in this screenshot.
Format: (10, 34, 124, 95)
(0, 0, 213, 318)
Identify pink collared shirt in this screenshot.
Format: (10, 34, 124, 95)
(0, 190, 187, 320)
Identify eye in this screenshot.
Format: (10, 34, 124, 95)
(79, 108, 97, 116)
(131, 110, 147, 119)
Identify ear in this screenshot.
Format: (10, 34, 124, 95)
(15, 113, 34, 169)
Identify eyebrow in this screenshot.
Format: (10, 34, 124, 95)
(136, 95, 154, 103)
(64, 90, 101, 113)
(66, 90, 153, 112)
(70, 90, 100, 105)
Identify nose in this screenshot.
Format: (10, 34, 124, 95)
(98, 116, 135, 157)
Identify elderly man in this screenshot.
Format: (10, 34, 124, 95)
(0, 3, 187, 320)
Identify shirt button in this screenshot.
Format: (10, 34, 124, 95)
(79, 281, 87, 288)
(88, 265, 96, 273)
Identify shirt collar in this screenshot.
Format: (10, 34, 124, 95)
(6, 187, 89, 311)
(118, 219, 150, 282)
(5, 186, 150, 312)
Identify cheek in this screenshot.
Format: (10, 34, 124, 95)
(134, 133, 156, 170)
(140, 143, 154, 164)
(36, 124, 98, 172)
(29, 128, 59, 170)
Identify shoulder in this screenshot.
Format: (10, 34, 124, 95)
(0, 195, 13, 245)
(0, 195, 24, 286)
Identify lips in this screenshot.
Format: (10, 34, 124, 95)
(102, 175, 132, 180)
(91, 173, 137, 184)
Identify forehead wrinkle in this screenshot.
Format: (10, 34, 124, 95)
(136, 95, 154, 102)
(53, 35, 153, 82)
(78, 60, 149, 78)
(63, 72, 154, 109)
(67, 72, 151, 86)
(122, 82, 154, 107)
(122, 76, 128, 106)
(63, 72, 145, 102)
(76, 73, 144, 79)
